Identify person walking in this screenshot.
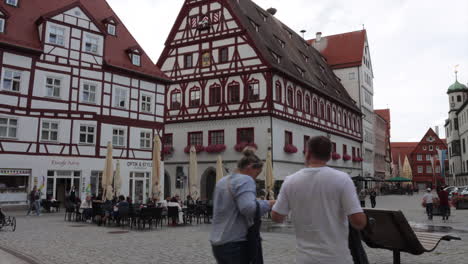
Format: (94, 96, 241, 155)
(369, 189, 377, 208)
(26, 186, 41, 216)
(210, 149, 275, 264)
(359, 189, 367, 208)
(437, 186, 450, 221)
(423, 188, 434, 220)
(271, 136, 367, 264)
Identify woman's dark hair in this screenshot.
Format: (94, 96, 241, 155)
(119, 195, 125, 201)
(307, 136, 332, 161)
(237, 148, 263, 170)
(170, 197, 178, 203)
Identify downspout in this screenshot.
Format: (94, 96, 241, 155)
(358, 66, 364, 177)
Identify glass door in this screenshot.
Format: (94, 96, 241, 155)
(129, 172, 150, 204)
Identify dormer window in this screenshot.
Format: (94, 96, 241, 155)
(295, 65, 305, 77)
(132, 54, 141, 66)
(103, 17, 118, 36)
(5, 0, 17, 7)
(48, 25, 65, 46)
(249, 19, 259, 32)
(0, 18, 5, 33)
(270, 50, 281, 64)
(107, 24, 116, 35)
(274, 35, 285, 48)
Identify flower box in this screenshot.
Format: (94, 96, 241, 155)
(162, 146, 174, 155)
(343, 154, 351, 161)
(234, 142, 258, 152)
(205, 144, 227, 153)
(332, 152, 341, 160)
(352, 157, 363, 162)
(184, 145, 205, 154)
(284, 144, 298, 154)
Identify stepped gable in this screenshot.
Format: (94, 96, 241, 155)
(226, 0, 360, 112)
(0, 0, 169, 81)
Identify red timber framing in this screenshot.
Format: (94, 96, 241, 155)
(158, 0, 362, 142)
(0, 1, 170, 160)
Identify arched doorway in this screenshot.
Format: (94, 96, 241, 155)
(164, 171, 171, 198)
(200, 167, 216, 201)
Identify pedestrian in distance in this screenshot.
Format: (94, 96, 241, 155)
(272, 136, 367, 264)
(423, 188, 434, 220)
(369, 189, 377, 208)
(26, 185, 41, 216)
(359, 189, 367, 208)
(210, 148, 275, 264)
(437, 186, 450, 221)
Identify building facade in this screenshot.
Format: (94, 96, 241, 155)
(158, 0, 363, 200)
(375, 109, 392, 179)
(0, 0, 170, 206)
(310, 30, 376, 178)
(445, 74, 468, 186)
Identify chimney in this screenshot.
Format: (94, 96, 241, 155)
(266, 8, 277, 16)
(435, 126, 439, 136)
(316, 32, 322, 42)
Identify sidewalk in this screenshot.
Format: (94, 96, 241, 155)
(0, 248, 30, 264)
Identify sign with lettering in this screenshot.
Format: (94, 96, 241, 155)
(127, 161, 153, 170)
(50, 160, 80, 168)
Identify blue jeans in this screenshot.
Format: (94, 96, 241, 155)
(212, 241, 250, 264)
(27, 200, 41, 216)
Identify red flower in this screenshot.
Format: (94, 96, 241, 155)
(332, 152, 341, 160)
(234, 142, 258, 152)
(205, 144, 227, 153)
(284, 144, 298, 154)
(184, 145, 205, 153)
(343, 154, 351, 161)
(162, 146, 174, 155)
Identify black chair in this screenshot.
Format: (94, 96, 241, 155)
(136, 208, 153, 230)
(64, 203, 75, 221)
(117, 206, 130, 228)
(167, 206, 180, 226)
(150, 207, 164, 229)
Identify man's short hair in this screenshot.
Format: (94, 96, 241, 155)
(307, 136, 332, 161)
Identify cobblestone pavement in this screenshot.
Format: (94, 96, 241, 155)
(1, 194, 467, 264)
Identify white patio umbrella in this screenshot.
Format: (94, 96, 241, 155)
(265, 150, 275, 200)
(216, 155, 224, 183)
(101, 142, 114, 201)
(189, 146, 199, 200)
(114, 160, 122, 197)
(152, 136, 162, 201)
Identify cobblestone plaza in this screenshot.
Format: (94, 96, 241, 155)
(1, 194, 467, 264)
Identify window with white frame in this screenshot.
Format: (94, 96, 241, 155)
(141, 95, 152, 113)
(45, 77, 61, 98)
(79, 125, 95, 144)
(426, 165, 433, 174)
(5, 0, 17, 7)
(140, 131, 152, 149)
(426, 154, 431, 161)
(2, 69, 21, 92)
(84, 35, 99, 54)
(422, 146, 426, 150)
(417, 154, 422, 161)
(132, 54, 141, 66)
(107, 24, 116, 36)
(417, 166, 423, 173)
(112, 129, 125, 147)
(0, 18, 5, 33)
(0, 117, 17, 138)
(48, 25, 65, 46)
(81, 83, 97, 103)
(41, 121, 59, 141)
(114, 87, 127, 108)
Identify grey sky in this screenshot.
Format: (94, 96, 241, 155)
(107, 0, 468, 142)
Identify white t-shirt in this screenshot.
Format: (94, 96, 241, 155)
(423, 193, 434, 204)
(273, 167, 363, 264)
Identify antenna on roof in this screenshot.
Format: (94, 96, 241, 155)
(300, 30, 306, 39)
(455, 64, 459, 81)
(362, 24, 365, 30)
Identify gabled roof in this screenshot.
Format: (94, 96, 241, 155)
(308, 30, 366, 69)
(226, 0, 359, 112)
(375, 109, 390, 128)
(0, 0, 169, 82)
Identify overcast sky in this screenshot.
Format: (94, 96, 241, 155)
(107, 0, 468, 142)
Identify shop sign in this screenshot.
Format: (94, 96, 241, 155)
(50, 160, 80, 168)
(127, 161, 152, 170)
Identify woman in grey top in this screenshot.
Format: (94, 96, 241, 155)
(210, 149, 275, 264)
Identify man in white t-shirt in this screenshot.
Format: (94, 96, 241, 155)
(423, 188, 434, 220)
(272, 136, 367, 264)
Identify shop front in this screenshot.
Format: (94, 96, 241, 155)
(0, 169, 30, 205)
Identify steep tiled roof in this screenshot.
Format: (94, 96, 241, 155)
(227, 0, 360, 112)
(0, 0, 169, 81)
(308, 30, 366, 69)
(375, 109, 390, 123)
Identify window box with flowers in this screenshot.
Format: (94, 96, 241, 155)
(162, 146, 174, 155)
(184, 145, 205, 153)
(352, 157, 363, 163)
(205, 144, 227, 153)
(343, 154, 351, 161)
(284, 144, 298, 154)
(234, 142, 258, 152)
(332, 152, 341, 160)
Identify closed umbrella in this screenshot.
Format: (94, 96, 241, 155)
(216, 155, 224, 183)
(265, 150, 275, 200)
(114, 160, 121, 196)
(102, 142, 113, 201)
(152, 136, 162, 201)
(189, 146, 199, 200)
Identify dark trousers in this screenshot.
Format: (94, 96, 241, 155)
(440, 205, 450, 220)
(426, 203, 433, 220)
(212, 241, 250, 264)
(370, 198, 376, 208)
(360, 201, 366, 208)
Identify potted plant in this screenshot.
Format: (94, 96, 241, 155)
(184, 145, 205, 154)
(343, 154, 351, 161)
(284, 144, 298, 154)
(332, 152, 341, 160)
(205, 144, 227, 153)
(234, 142, 258, 152)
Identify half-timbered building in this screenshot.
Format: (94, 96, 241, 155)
(0, 0, 170, 206)
(158, 0, 363, 199)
